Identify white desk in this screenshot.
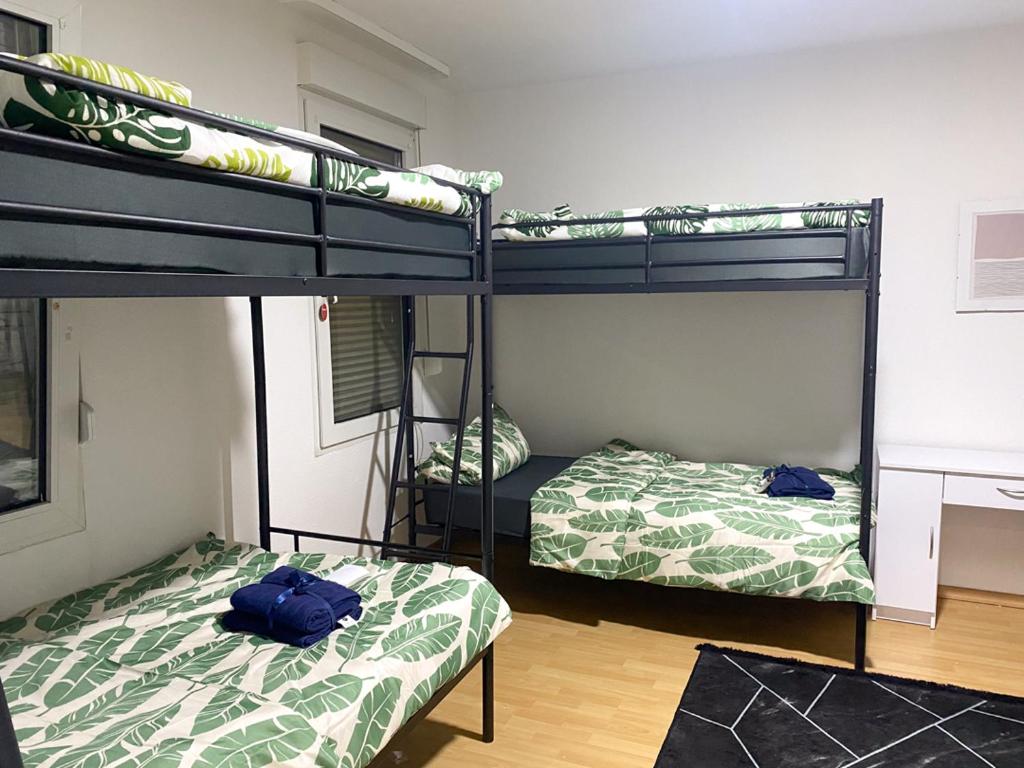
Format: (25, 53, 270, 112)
(873, 444, 1024, 628)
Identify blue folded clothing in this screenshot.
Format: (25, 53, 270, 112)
(222, 566, 362, 647)
(221, 609, 331, 648)
(762, 465, 835, 500)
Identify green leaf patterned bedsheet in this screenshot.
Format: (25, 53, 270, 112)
(497, 201, 868, 241)
(0, 537, 511, 767)
(0, 53, 502, 217)
(530, 440, 875, 603)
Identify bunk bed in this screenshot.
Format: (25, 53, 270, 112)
(0, 55, 502, 768)
(423, 199, 883, 671)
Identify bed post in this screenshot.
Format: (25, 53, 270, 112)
(855, 198, 883, 671)
(403, 295, 417, 550)
(0, 675, 22, 768)
(480, 194, 496, 743)
(251, 296, 272, 551)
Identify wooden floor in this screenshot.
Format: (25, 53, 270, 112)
(383, 538, 1024, 767)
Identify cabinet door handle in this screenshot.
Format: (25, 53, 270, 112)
(928, 527, 934, 560)
(997, 487, 1024, 499)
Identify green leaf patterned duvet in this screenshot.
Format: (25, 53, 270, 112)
(531, 440, 874, 603)
(0, 53, 502, 217)
(497, 201, 868, 241)
(0, 537, 511, 767)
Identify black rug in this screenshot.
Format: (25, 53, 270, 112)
(655, 644, 1024, 767)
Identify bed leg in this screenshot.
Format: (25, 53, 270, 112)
(482, 646, 494, 743)
(854, 603, 867, 671)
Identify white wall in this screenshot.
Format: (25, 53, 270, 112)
(453, 25, 1024, 593)
(0, 0, 464, 616)
(0, 298, 235, 617)
(3, 5, 1020, 617)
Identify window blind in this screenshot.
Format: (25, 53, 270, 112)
(0, 10, 47, 56)
(327, 296, 404, 424)
(320, 126, 403, 166)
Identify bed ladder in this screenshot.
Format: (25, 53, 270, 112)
(383, 294, 475, 560)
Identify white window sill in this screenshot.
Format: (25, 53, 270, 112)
(0, 495, 85, 555)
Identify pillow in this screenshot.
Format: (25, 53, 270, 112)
(212, 112, 357, 155)
(423, 404, 530, 485)
(597, 438, 676, 466)
(413, 164, 504, 195)
(29, 52, 192, 106)
(496, 204, 573, 241)
(417, 454, 460, 486)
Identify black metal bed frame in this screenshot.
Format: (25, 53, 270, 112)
(0, 56, 495, 767)
(0, 54, 882, 765)
(491, 199, 883, 672)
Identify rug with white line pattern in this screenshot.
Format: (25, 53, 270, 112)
(655, 644, 1024, 767)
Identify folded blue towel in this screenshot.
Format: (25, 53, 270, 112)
(260, 566, 363, 624)
(221, 609, 332, 648)
(222, 566, 362, 647)
(763, 465, 835, 500)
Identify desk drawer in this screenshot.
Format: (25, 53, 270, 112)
(943, 473, 1024, 511)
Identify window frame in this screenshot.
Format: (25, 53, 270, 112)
(0, 300, 85, 554)
(0, 299, 47, 516)
(0, 0, 80, 54)
(957, 198, 1024, 313)
(0, 0, 85, 553)
(314, 296, 406, 448)
(303, 92, 422, 449)
(300, 90, 420, 163)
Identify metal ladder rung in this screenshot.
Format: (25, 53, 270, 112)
(414, 350, 468, 359)
(410, 415, 459, 425)
(394, 480, 440, 491)
(414, 523, 445, 536)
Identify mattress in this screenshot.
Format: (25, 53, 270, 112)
(530, 440, 874, 603)
(0, 146, 477, 279)
(0, 53, 501, 218)
(493, 226, 870, 287)
(423, 455, 577, 537)
(496, 201, 870, 241)
(0, 537, 511, 767)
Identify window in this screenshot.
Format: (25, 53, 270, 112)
(958, 199, 1024, 312)
(309, 98, 417, 447)
(317, 292, 406, 447)
(323, 296, 404, 423)
(320, 126, 402, 166)
(320, 127, 405, 429)
(0, 300, 45, 514)
(0, 6, 46, 54)
(0, 299, 84, 556)
(0, 10, 47, 515)
(0, 2, 86, 554)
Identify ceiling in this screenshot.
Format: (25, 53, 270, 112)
(331, 0, 1024, 90)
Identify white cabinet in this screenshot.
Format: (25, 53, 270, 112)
(873, 444, 1024, 629)
(873, 469, 943, 627)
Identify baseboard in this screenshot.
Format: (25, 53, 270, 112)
(939, 586, 1024, 610)
(874, 604, 935, 628)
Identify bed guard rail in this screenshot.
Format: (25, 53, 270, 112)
(0, 55, 489, 297)
(491, 201, 878, 293)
